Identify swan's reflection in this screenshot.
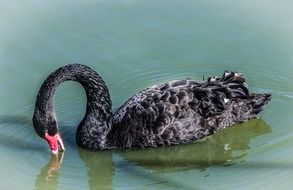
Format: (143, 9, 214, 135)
(34, 118, 271, 189)
(78, 118, 271, 190)
(34, 153, 64, 190)
(118, 118, 272, 172)
(78, 149, 113, 190)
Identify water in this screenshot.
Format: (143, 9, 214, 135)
(1, 0, 293, 189)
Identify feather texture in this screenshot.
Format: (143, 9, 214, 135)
(106, 71, 271, 149)
(33, 65, 271, 150)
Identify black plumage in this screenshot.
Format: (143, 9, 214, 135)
(32, 64, 271, 150)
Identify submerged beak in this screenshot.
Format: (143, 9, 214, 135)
(44, 132, 65, 154)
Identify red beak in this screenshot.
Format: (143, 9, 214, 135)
(44, 132, 65, 154)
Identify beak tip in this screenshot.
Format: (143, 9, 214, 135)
(51, 149, 58, 155)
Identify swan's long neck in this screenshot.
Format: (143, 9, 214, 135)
(33, 64, 112, 149)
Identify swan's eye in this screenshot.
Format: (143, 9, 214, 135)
(47, 120, 57, 136)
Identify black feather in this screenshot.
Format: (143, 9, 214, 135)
(33, 65, 272, 150)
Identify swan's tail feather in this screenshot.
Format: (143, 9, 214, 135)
(204, 71, 249, 99)
(250, 93, 272, 115)
(220, 71, 246, 83)
(218, 71, 272, 114)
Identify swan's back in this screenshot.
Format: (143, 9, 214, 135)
(106, 71, 271, 149)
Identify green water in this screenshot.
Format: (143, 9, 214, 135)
(1, 0, 293, 189)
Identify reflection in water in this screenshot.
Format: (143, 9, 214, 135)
(78, 149, 113, 190)
(119, 119, 271, 172)
(34, 153, 64, 190)
(33, 119, 271, 189)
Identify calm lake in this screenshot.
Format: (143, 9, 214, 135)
(1, 0, 293, 189)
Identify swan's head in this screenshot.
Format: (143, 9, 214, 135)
(33, 111, 65, 154)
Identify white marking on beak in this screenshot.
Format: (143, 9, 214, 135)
(51, 149, 58, 155)
(56, 133, 65, 152)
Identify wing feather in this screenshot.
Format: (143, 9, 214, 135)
(107, 71, 260, 148)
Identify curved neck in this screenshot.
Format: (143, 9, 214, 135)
(34, 64, 112, 149)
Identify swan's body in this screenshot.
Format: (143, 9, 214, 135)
(32, 64, 271, 153)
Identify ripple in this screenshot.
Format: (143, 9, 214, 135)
(1, 0, 293, 189)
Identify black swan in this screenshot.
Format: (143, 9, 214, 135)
(32, 64, 271, 154)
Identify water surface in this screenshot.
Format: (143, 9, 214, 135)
(1, 0, 293, 189)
